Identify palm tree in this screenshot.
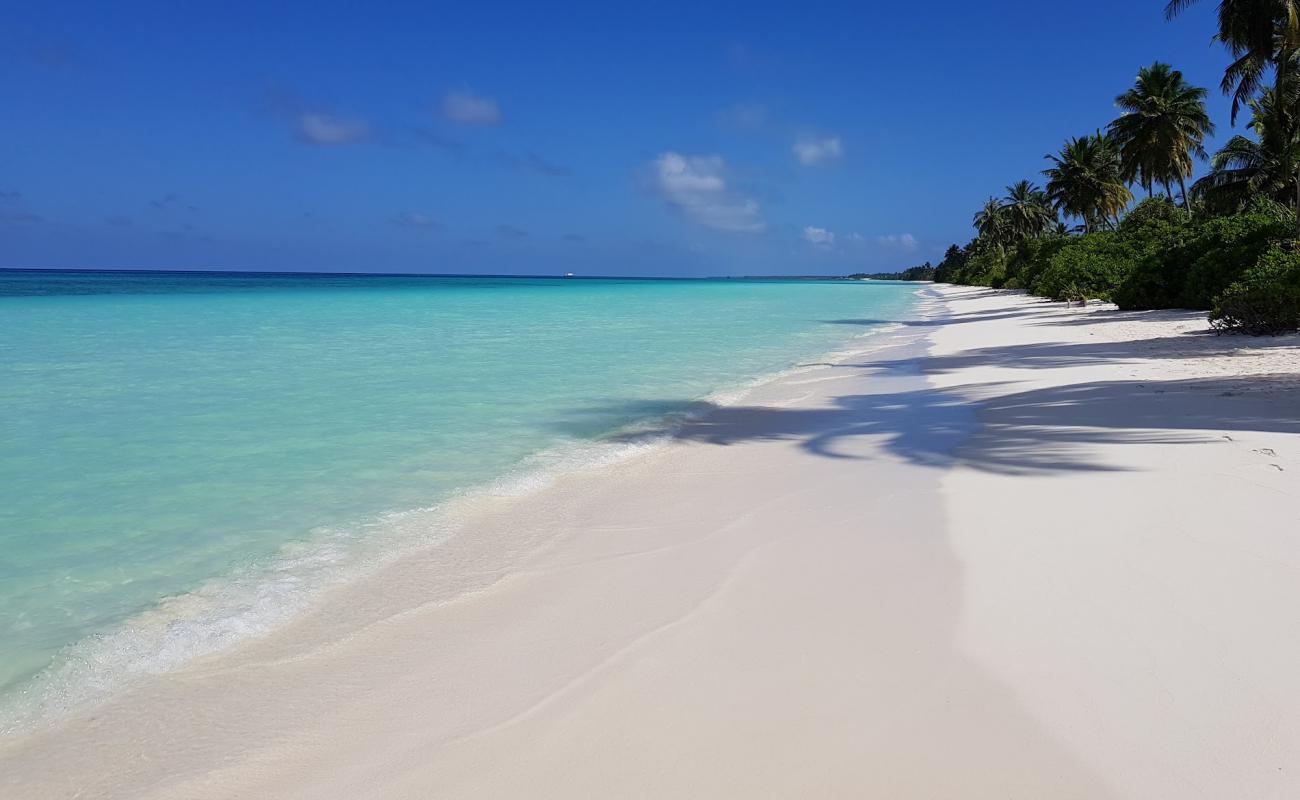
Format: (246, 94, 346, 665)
(972, 196, 1007, 244)
(1001, 180, 1057, 239)
(1167, 0, 1300, 231)
(1108, 62, 1215, 205)
(1165, 0, 1300, 123)
(1043, 133, 1133, 233)
(1192, 81, 1300, 212)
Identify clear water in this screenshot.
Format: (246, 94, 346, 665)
(0, 270, 918, 727)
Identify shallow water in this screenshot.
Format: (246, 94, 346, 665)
(0, 270, 918, 727)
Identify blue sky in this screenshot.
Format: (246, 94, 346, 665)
(1, 1, 1237, 276)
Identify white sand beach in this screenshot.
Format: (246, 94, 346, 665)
(2, 285, 1298, 798)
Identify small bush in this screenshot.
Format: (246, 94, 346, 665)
(1112, 218, 1196, 309)
(1113, 251, 1185, 309)
(1242, 195, 1296, 223)
(1109, 210, 1291, 310)
(1032, 233, 1137, 301)
(954, 248, 1006, 287)
(1007, 235, 1067, 291)
(1210, 245, 1300, 335)
(1180, 213, 1292, 308)
(1118, 196, 1183, 233)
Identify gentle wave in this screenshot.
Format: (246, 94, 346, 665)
(0, 319, 912, 736)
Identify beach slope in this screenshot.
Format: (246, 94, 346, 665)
(2, 286, 1298, 799)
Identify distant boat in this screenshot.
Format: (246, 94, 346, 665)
(564, 272, 575, 278)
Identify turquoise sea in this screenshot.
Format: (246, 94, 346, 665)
(0, 270, 919, 730)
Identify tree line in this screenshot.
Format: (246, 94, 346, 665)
(847, 263, 936, 281)
(933, 1, 1300, 335)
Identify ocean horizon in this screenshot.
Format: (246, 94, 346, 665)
(0, 270, 920, 731)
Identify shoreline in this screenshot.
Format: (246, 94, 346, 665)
(3, 286, 1298, 798)
(0, 298, 919, 738)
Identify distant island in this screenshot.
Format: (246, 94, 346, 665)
(846, 262, 936, 282)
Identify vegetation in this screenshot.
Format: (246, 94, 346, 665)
(848, 263, 936, 281)
(1192, 84, 1300, 214)
(1108, 62, 1214, 202)
(1043, 133, 1133, 232)
(935, 6, 1300, 334)
(1211, 244, 1300, 333)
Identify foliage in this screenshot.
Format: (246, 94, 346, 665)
(1031, 233, 1140, 301)
(1210, 244, 1300, 333)
(1043, 133, 1133, 232)
(848, 262, 936, 281)
(1108, 62, 1214, 201)
(1111, 205, 1198, 309)
(1242, 193, 1298, 220)
(937, 6, 1300, 334)
(1090, 206, 1287, 309)
(1165, 0, 1300, 120)
(1000, 180, 1058, 241)
(954, 247, 1008, 287)
(970, 182, 1057, 251)
(972, 197, 1007, 244)
(947, 199, 1293, 313)
(1006, 234, 1069, 291)
(1181, 211, 1294, 306)
(933, 244, 967, 283)
(1191, 83, 1300, 214)
(1111, 250, 1193, 310)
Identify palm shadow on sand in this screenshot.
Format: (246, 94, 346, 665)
(559, 328, 1300, 476)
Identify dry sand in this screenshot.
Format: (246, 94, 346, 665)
(2, 285, 1297, 798)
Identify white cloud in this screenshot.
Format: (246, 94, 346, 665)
(651, 152, 765, 233)
(803, 226, 835, 247)
(876, 233, 919, 251)
(793, 136, 842, 166)
(442, 90, 501, 125)
(296, 112, 370, 145)
(392, 212, 440, 229)
(718, 102, 768, 129)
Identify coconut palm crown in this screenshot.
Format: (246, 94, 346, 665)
(1001, 180, 1058, 239)
(972, 197, 1007, 243)
(1042, 133, 1134, 233)
(1107, 62, 1215, 203)
(1192, 80, 1300, 212)
(1165, 0, 1300, 123)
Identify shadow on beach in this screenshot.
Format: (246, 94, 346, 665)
(853, 334, 1300, 375)
(561, 329, 1300, 477)
(824, 308, 1046, 329)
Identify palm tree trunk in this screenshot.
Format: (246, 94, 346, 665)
(1177, 174, 1189, 211)
(1280, 49, 1299, 237)
(1164, 182, 1173, 201)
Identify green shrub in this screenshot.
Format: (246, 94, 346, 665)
(1112, 218, 1196, 310)
(1118, 196, 1183, 233)
(1180, 214, 1292, 308)
(1032, 233, 1137, 301)
(933, 244, 967, 284)
(1007, 235, 1067, 292)
(1210, 245, 1300, 335)
(955, 248, 1007, 287)
(1242, 195, 1296, 223)
(1111, 210, 1291, 310)
(1113, 249, 1186, 309)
